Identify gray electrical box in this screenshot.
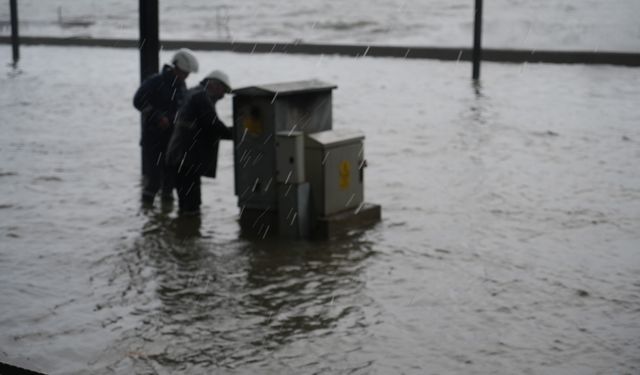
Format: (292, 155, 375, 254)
(277, 182, 310, 238)
(275, 131, 305, 184)
(306, 129, 365, 217)
(233, 80, 337, 210)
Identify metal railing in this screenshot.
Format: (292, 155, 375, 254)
(2, 35, 639, 67)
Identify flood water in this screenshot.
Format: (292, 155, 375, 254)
(1, 0, 640, 51)
(1, 46, 640, 374)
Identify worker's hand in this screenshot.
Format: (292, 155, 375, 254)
(158, 116, 170, 130)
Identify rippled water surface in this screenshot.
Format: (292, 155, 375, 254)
(1, 0, 639, 51)
(1, 46, 640, 374)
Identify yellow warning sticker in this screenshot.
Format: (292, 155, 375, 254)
(243, 116, 263, 136)
(339, 160, 351, 189)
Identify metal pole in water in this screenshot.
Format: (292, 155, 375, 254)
(10, 0, 20, 68)
(472, 0, 483, 80)
(139, 0, 159, 175)
(139, 0, 159, 83)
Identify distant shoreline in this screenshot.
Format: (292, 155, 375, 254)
(1, 36, 639, 67)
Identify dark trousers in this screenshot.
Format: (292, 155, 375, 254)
(142, 146, 175, 203)
(176, 164, 201, 213)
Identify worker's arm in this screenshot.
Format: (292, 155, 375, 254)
(133, 76, 170, 130)
(214, 116, 233, 140)
(195, 92, 233, 140)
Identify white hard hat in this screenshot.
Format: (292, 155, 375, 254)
(171, 48, 199, 73)
(203, 70, 231, 92)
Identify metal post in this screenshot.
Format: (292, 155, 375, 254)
(10, 0, 19, 68)
(139, 0, 159, 175)
(139, 0, 159, 83)
(472, 0, 483, 80)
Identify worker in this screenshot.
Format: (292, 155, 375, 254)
(133, 48, 199, 205)
(166, 70, 233, 215)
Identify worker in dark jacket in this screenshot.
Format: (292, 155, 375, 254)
(166, 70, 233, 215)
(133, 48, 199, 205)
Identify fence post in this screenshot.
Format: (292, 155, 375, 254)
(139, 0, 159, 82)
(10, 0, 19, 67)
(472, 0, 483, 80)
(139, 0, 159, 175)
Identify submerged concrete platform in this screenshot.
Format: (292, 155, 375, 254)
(238, 203, 381, 240)
(310, 203, 382, 240)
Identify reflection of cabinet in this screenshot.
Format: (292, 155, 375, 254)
(306, 129, 365, 216)
(233, 80, 336, 210)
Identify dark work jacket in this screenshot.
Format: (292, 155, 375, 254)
(166, 84, 233, 178)
(133, 64, 186, 151)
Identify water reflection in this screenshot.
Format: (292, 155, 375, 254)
(102, 209, 378, 371)
(472, 79, 483, 99)
(243, 237, 375, 347)
(454, 80, 496, 152)
(469, 80, 489, 126)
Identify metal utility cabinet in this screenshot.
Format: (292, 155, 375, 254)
(276, 131, 310, 238)
(305, 129, 365, 217)
(232, 80, 336, 212)
(232, 80, 380, 239)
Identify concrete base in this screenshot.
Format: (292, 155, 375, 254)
(310, 203, 381, 240)
(239, 203, 381, 240)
